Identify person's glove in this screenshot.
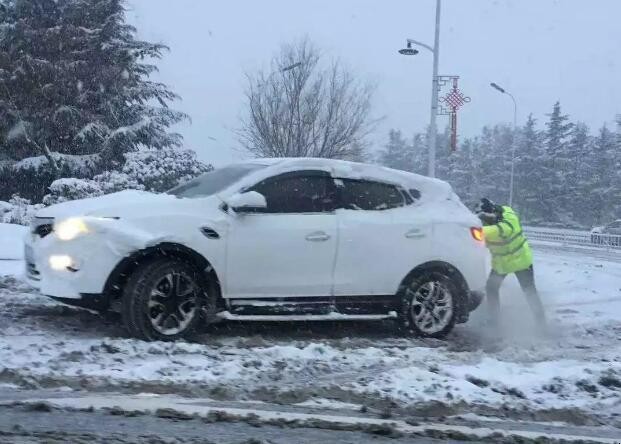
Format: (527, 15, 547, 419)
(477, 211, 497, 226)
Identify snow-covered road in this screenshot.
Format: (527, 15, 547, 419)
(1, 223, 620, 441)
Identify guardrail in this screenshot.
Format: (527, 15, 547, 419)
(523, 227, 621, 253)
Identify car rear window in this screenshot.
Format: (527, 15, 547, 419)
(337, 179, 406, 211)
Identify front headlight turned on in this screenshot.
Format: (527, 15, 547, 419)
(49, 255, 76, 271)
(54, 218, 89, 241)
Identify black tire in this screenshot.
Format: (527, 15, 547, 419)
(121, 258, 213, 341)
(396, 270, 462, 339)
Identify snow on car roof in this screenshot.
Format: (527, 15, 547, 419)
(238, 157, 453, 200)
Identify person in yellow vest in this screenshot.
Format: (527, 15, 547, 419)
(477, 198, 546, 329)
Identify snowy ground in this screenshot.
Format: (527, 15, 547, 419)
(1, 224, 620, 440)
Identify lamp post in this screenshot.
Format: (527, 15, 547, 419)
(399, 0, 441, 178)
(261, 62, 302, 86)
(490, 82, 517, 206)
(281, 62, 302, 73)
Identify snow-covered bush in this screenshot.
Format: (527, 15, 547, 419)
(0, 200, 11, 214)
(0, 195, 43, 226)
(92, 171, 145, 194)
(0, 153, 100, 202)
(38, 148, 210, 206)
(42, 178, 103, 206)
(122, 148, 211, 192)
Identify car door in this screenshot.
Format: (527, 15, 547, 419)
(333, 179, 431, 297)
(224, 170, 338, 299)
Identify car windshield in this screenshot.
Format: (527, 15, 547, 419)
(167, 164, 266, 198)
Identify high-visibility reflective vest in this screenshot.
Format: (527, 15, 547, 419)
(482, 206, 533, 275)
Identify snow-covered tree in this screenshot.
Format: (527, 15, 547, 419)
(513, 114, 545, 222)
(377, 130, 412, 171)
(541, 102, 574, 222)
(545, 101, 574, 162)
(0, 0, 186, 192)
(380, 104, 618, 228)
(473, 125, 511, 204)
(561, 122, 592, 224)
(410, 133, 428, 176)
(446, 137, 477, 208)
(587, 125, 617, 224)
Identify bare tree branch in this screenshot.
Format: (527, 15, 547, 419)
(238, 37, 377, 160)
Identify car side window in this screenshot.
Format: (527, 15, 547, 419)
(249, 171, 336, 214)
(337, 179, 406, 211)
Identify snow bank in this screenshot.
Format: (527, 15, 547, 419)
(0, 223, 26, 260)
(0, 248, 619, 419)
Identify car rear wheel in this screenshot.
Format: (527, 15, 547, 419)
(397, 271, 460, 338)
(121, 258, 212, 341)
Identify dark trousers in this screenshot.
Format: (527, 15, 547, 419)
(486, 265, 546, 325)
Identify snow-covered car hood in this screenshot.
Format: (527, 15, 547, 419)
(36, 190, 219, 220)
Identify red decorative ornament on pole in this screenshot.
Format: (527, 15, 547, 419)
(438, 76, 470, 151)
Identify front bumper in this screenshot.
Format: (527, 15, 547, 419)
(25, 229, 123, 299)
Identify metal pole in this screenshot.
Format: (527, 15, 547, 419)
(428, 0, 441, 178)
(490, 83, 518, 206)
(507, 92, 517, 206)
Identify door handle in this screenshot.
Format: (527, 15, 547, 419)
(405, 228, 426, 239)
(306, 231, 331, 242)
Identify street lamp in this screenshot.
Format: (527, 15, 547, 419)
(399, 0, 442, 178)
(281, 62, 302, 72)
(258, 62, 302, 89)
(490, 82, 517, 206)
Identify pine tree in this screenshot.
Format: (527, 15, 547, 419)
(613, 115, 621, 220)
(377, 129, 411, 171)
(563, 122, 591, 225)
(446, 137, 477, 208)
(434, 125, 453, 181)
(540, 101, 573, 222)
(380, 106, 617, 228)
(410, 132, 428, 175)
(513, 114, 545, 222)
(474, 125, 510, 204)
(0, 0, 186, 171)
(545, 101, 574, 162)
(588, 125, 617, 224)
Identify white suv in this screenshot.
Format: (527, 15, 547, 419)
(25, 158, 486, 341)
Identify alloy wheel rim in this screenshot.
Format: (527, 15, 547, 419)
(408, 280, 454, 334)
(148, 272, 198, 335)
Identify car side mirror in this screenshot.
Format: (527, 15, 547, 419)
(226, 191, 267, 213)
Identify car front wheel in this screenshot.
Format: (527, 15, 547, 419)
(121, 258, 212, 341)
(397, 271, 460, 338)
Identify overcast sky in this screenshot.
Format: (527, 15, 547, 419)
(129, 0, 621, 166)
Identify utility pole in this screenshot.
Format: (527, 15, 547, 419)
(428, 0, 441, 178)
(490, 82, 517, 206)
(399, 0, 442, 178)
